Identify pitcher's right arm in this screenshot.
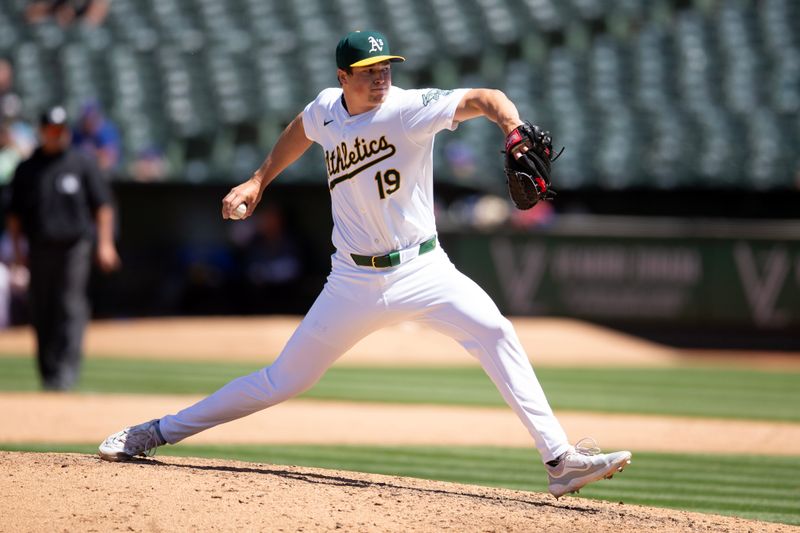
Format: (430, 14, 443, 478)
(221, 113, 312, 219)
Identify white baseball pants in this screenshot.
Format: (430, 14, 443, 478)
(159, 246, 571, 463)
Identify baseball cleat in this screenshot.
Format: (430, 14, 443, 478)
(98, 419, 166, 462)
(546, 437, 632, 498)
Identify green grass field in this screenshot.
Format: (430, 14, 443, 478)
(0, 356, 799, 420)
(2, 355, 799, 525)
(2, 443, 798, 526)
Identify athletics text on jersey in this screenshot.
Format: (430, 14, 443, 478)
(302, 86, 469, 256)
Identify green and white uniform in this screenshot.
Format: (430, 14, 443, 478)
(159, 86, 571, 464)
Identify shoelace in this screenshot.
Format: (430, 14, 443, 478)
(121, 425, 161, 458)
(140, 427, 161, 458)
(142, 446, 158, 458)
(574, 437, 602, 456)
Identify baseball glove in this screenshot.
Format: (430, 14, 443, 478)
(504, 121, 560, 210)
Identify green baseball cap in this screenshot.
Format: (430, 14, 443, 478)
(336, 30, 405, 69)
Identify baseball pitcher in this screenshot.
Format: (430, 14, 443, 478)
(99, 30, 631, 498)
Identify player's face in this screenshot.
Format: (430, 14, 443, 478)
(340, 61, 392, 112)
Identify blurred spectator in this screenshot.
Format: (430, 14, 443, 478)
(509, 199, 556, 229)
(0, 59, 36, 184)
(447, 194, 511, 230)
(0, 58, 20, 117)
(71, 100, 121, 176)
(0, 122, 24, 184)
(443, 139, 478, 180)
(0, 262, 8, 328)
(25, 0, 109, 28)
(175, 244, 237, 315)
(3, 117, 37, 171)
(0, 233, 30, 328)
(0, 259, 8, 328)
(129, 146, 169, 182)
(231, 203, 307, 314)
(5, 105, 120, 390)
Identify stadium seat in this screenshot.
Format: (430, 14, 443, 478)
(12, 42, 55, 118)
(746, 108, 789, 189)
(378, 0, 437, 68)
(64, 43, 110, 112)
(3, 0, 797, 189)
(518, 0, 564, 32)
(472, 0, 519, 46)
(0, 5, 24, 53)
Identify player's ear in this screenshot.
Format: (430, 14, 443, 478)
(337, 69, 347, 86)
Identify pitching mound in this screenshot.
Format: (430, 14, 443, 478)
(2, 452, 793, 532)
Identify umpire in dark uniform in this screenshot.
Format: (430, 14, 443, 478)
(5, 106, 120, 390)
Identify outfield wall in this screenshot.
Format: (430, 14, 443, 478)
(441, 217, 800, 333)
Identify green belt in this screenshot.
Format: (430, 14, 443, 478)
(351, 236, 437, 268)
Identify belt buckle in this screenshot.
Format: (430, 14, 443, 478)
(371, 256, 378, 268)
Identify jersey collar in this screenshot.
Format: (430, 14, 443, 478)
(337, 87, 392, 124)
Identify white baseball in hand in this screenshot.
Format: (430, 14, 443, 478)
(230, 203, 247, 220)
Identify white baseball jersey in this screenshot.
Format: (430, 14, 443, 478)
(302, 86, 469, 256)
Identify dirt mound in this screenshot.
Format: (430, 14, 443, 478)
(1, 451, 793, 532)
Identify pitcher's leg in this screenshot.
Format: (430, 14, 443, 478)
(474, 317, 570, 462)
(159, 332, 342, 443)
(419, 267, 570, 462)
(159, 279, 386, 444)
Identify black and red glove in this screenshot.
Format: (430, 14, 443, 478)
(504, 122, 560, 210)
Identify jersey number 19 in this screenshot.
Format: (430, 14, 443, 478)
(374, 169, 401, 200)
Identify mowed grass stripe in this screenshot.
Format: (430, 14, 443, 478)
(585, 487, 799, 514)
(633, 465, 800, 483)
(627, 473, 796, 491)
(1, 357, 799, 420)
(633, 455, 800, 477)
(612, 481, 795, 500)
(542, 380, 794, 400)
(588, 485, 800, 511)
(0, 357, 258, 394)
(2, 444, 798, 525)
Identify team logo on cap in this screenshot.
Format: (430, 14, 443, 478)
(368, 36, 384, 53)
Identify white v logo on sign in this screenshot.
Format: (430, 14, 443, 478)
(733, 242, 789, 327)
(490, 238, 547, 314)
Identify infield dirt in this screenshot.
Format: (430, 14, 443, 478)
(3, 452, 797, 533)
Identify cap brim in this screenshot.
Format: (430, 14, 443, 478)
(349, 55, 405, 67)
